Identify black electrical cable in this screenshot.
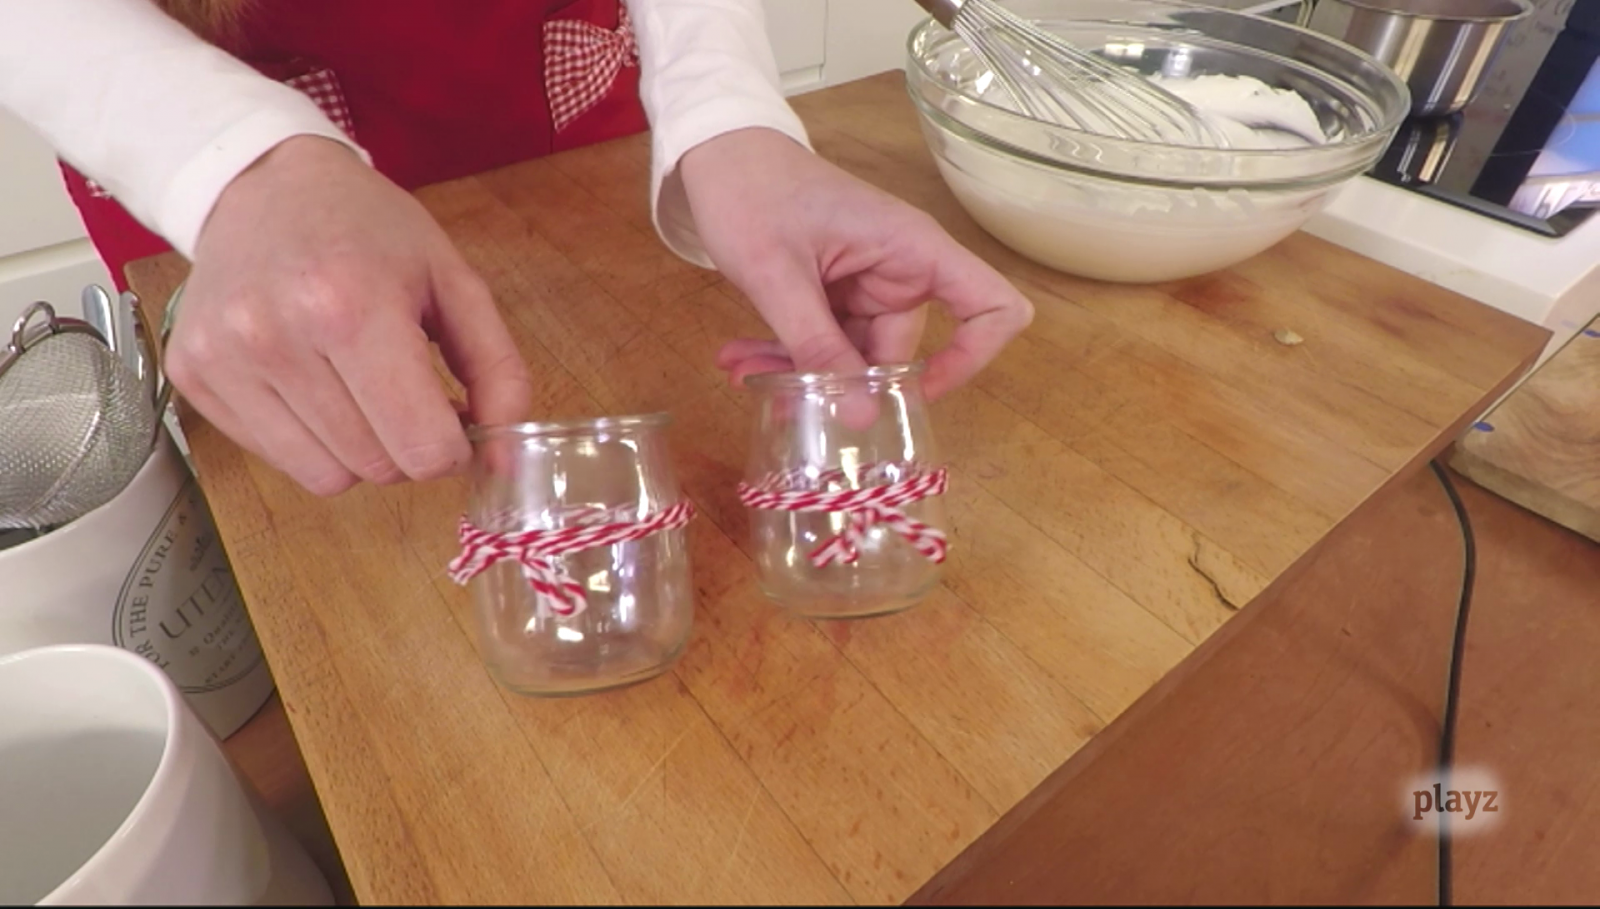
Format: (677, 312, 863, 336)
(1429, 459, 1477, 908)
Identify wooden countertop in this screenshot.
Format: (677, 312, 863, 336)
(128, 72, 1549, 905)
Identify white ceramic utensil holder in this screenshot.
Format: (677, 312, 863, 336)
(0, 426, 274, 739)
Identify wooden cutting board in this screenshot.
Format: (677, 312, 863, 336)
(1452, 316, 1600, 542)
(127, 71, 1548, 905)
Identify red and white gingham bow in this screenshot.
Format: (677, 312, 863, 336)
(544, 4, 640, 133)
(448, 500, 695, 618)
(738, 464, 950, 567)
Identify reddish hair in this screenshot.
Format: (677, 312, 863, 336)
(156, 0, 250, 36)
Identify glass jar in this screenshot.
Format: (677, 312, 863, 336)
(740, 364, 949, 619)
(449, 414, 696, 696)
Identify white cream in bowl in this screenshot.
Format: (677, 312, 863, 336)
(938, 72, 1334, 283)
(1153, 74, 1328, 150)
(906, 0, 1411, 284)
(929, 135, 1331, 283)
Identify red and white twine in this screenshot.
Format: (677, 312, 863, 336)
(448, 501, 695, 618)
(738, 463, 950, 567)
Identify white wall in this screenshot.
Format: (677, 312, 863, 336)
(764, 0, 928, 95)
(819, 2, 928, 89)
(763, 0, 831, 92)
(0, 108, 113, 328)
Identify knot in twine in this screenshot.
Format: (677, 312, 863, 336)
(737, 463, 949, 567)
(448, 500, 695, 618)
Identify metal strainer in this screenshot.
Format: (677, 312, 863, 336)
(0, 301, 157, 530)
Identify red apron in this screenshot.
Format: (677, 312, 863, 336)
(61, 0, 649, 288)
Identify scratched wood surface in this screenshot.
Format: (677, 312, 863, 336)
(128, 72, 1549, 905)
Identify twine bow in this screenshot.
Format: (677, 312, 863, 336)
(738, 464, 950, 567)
(447, 500, 695, 618)
(544, 5, 639, 132)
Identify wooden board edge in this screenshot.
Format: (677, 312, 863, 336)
(1448, 443, 1600, 545)
(905, 333, 1546, 904)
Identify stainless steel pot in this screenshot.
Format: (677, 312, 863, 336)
(1307, 0, 1535, 116)
(1374, 110, 1461, 183)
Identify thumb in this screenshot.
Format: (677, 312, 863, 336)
(740, 257, 878, 432)
(428, 262, 533, 429)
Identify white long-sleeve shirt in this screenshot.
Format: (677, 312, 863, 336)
(0, 0, 812, 268)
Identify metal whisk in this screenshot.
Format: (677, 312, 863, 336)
(914, 0, 1229, 146)
(0, 301, 158, 530)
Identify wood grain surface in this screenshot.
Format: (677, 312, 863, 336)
(219, 466, 1600, 905)
(127, 72, 1549, 905)
(1448, 471, 1600, 904)
(1451, 315, 1600, 543)
(908, 463, 1600, 905)
(910, 460, 1470, 905)
(219, 696, 355, 905)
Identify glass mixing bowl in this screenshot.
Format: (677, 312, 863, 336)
(905, 0, 1411, 283)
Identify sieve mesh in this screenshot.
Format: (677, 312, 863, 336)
(0, 322, 157, 530)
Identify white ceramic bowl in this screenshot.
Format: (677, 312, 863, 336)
(0, 643, 330, 905)
(905, 0, 1410, 283)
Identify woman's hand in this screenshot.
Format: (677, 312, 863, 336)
(164, 136, 532, 496)
(678, 127, 1033, 399)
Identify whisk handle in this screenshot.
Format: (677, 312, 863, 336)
(911, 0, 966, 29)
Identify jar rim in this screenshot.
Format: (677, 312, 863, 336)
(742, 362, 926, 390)
(467, 412, 671, 441)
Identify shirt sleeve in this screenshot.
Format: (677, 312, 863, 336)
(0, 0, 369, 261)
(625, 0, 815, 268)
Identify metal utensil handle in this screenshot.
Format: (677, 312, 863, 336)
(6, 300, 57, 356)
(80, 285, 117, 351)
(2, 301, 103, 378)
(115, 290, 142, 377)
(131, 281, 184, 449)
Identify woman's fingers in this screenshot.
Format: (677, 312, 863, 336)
(268, 352, 406, 485)
(914, 234, 1035, 400)
(192, 367, 357, 496)
(328, 309, 474, 482)
(425, 261, 533, 430)
(166, 135, 529, 496)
